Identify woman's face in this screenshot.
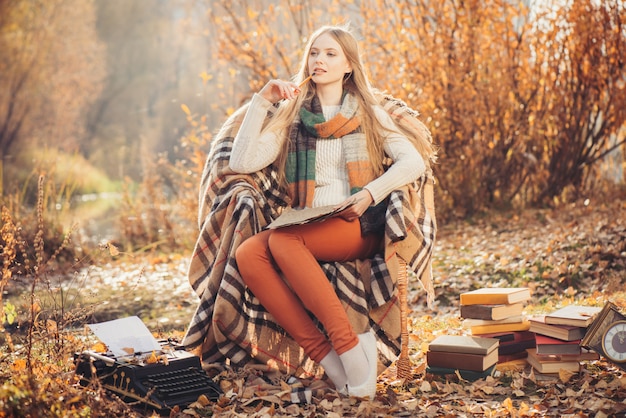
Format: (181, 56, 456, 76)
(308, 33, 352, 88)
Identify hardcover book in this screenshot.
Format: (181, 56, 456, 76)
(463, 315, 524, 328)
(544, 305, 603, 328)
(526, 348, 581, 374)
(499, 339, 536, 356)
(478, 330, 535, 342)
(426, 364, 497, 381)
(535, 334, 581, 355)
(528, 315, 586, 341)
(478, 331, 536, 355)
(531, 349, 599, 362)
(426, 349, 499, 372)
(428, 335, 499, 356)
(470, 320, 531, 335)
(473, 331, 517, 343)
(460, 288, 531, 306)
(460, 302, 525, 321)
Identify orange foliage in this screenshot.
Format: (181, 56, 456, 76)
(203, 0, 626, 219)
(0, 0, 105, 156)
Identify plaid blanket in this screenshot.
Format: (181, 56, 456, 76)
(182, 99, 437, 378)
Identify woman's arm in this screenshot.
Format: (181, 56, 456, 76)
(230, 79, 302, 173)
(229, 94, 284, 173)
(363, 106, 427, 205)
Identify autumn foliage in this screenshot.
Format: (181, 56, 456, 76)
(206, 0, 625, 218)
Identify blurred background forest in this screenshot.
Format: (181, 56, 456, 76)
(1, 0, 625, 263)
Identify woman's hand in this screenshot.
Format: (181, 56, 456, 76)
(335, 190, 374, 222)
(259, 79, 301, 104)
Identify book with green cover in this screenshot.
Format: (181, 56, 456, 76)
(426, 364, 497, 381)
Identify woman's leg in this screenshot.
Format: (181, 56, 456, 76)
(236, 217, 380, 394)
(267, 217, 380, 393)
(235, 229, 333, 363)
(267, 217, 381, 355)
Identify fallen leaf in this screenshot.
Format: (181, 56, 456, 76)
(91, 342, 108, 353)
(559, 368, 576, 383)
(107, 242, 120, 256)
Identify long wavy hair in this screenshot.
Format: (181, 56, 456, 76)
(263, 25, 436, 187)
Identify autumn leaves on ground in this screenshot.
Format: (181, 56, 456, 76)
(1, 193, 624, 417)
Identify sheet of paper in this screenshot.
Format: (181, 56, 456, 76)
(88, 316, 162, 358)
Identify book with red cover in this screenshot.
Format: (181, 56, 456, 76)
(478, 331, 536, 355)
(460, 303, 525, 321)
(544, 305, 602, 328)
(535, 334, 581, 355)
(426, 349, 499, 372)
(528, 315, 586, 341)
(460, 288, 531, 306)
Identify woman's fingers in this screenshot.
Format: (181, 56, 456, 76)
(260, 79, 300, 103)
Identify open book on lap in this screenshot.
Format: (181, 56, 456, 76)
(267, 200, 355, 229)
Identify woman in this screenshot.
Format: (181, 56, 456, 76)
(230, 25, 431, 399)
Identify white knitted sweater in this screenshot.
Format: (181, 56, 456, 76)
(230, 94, 425, 207)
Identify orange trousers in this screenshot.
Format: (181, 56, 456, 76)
(235, 216, 381, 363)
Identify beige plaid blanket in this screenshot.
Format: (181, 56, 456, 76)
(182, 97, 437, 378)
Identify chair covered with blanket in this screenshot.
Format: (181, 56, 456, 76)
(182, 93, 437, 381)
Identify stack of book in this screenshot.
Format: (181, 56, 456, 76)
(426, 335, 499, 380)
(526, 305, 602, 374)
(460, 287, 533, 362)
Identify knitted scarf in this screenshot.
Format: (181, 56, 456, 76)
(286, 92, 375, 209)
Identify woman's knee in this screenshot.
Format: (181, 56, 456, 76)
(235, 235, 264, 270)
(267, 229, 299, 256)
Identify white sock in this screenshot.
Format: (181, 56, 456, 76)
(339, 340, 369, 387)
(319, 349, 348, 391)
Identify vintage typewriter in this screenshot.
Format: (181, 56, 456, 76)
(74, 340, 221, 414)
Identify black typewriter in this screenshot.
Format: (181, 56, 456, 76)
(74, 341, 221, 414)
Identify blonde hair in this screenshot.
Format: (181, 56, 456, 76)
(264, 25, 436, 186)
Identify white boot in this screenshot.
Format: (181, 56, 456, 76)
(340, 330, 378, 399)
